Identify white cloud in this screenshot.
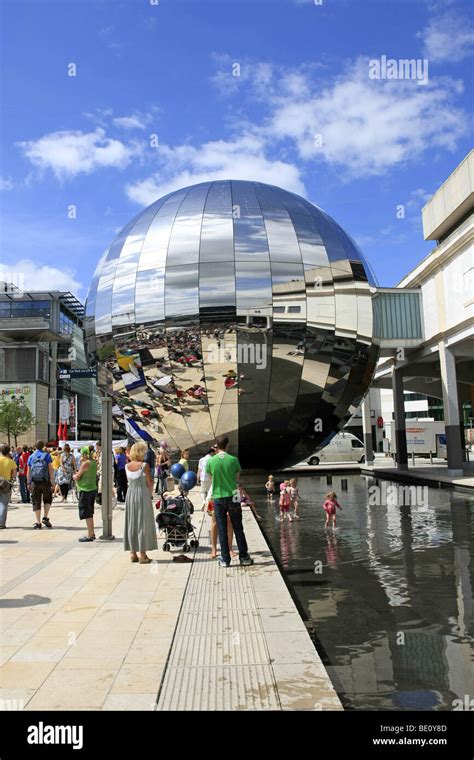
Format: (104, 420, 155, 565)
(126, 53, 468, 205)
(112, 115, 146, 130)
(17, 128, 138, 179)
(125, 135, 306, 205)
(419, 13, 474, 63)
(211, 56, 275, 97)
(406, 188, 432, 210)
(0, 177, 14, 190)
(252, 58, 468, 178)
(0, 259, 84, 296)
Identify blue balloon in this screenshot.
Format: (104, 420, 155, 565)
(170, 463, 185, 479)
(180, 470, 197, 491)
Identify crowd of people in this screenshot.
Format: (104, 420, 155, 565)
(0, 436, 258, 568)
(0, 436, 343, 563)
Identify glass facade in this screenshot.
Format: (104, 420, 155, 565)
(0, 299, 51, 319)
(85, 180, 379, 466)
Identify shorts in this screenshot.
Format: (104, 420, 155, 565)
(31, 481, 53, 510)
(280, 503, 290, 512)
(266, 489, 274, 496)
(78, 490, 96, 520)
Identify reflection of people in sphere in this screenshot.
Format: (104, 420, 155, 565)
(86, 180, 379, 470)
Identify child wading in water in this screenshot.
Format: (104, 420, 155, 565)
(323, 491, 342, 529)
(279, 481, 292, 521)
(288, 478, 300, 520)
(265, 475, 275, 500)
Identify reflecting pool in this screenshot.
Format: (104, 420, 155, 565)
(251, 473, 474, 710)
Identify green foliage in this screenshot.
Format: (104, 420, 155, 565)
(0, 398, 36, 446)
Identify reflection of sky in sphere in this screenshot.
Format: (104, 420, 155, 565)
(85, 180, 379, 467)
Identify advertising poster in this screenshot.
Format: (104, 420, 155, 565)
(0, 383, 36, 416)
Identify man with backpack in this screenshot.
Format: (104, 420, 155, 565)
(27, 441, 55, 530)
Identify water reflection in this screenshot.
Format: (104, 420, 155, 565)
(252, 473, 474, 711)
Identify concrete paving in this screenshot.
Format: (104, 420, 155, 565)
(0, 492, 341, 711)
(361, 462, 474, 491)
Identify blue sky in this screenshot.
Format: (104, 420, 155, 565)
(1, 0, 473, 299)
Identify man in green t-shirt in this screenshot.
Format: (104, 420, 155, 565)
(73, 446, 97, 543)
(206, 435, 253, 568)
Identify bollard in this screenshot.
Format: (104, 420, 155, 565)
(326, 475, 332, 486)
(341, 478, 348, 491)
(99, 395, 115, 541)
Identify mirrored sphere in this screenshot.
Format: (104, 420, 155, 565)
(85, 180, 379, 467)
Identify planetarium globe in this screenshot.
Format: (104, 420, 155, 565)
(85, 180, 379, 467)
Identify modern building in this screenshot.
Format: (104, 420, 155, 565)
(370, 150, 474, 473)
(0, 288, 101, 445)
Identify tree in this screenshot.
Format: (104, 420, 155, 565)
(0, 398, 36, 446)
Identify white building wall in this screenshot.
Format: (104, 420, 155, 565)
(420, 278, 439, 341)
(442, 240, 474, 331)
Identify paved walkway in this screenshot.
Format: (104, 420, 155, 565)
(0, 492, 341, 711)
(361, 462, 474, 490)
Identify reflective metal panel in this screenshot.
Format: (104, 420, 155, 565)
(86, 180, 379, 467)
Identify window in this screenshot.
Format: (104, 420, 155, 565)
(31, 300, 51, 318)
(288, 305, 302, 313)
(0, 348, 36, 381)
(10, 301, 33, 314)
(0, 299, 51, 318)
(351, 439, 364, 448)
(273, 306, 285, 313)
(59, 308, 74, 334)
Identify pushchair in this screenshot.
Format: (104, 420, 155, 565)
(156, 488, 199, 553)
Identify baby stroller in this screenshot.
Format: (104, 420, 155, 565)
(156, 488, 199, 553)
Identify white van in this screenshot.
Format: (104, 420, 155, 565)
(307, 432, 365, 465)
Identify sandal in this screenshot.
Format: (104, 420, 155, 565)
(139, 557, 152, 564)
(130, 555, 139, 563)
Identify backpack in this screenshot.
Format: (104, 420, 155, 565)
(29, 452, 49, 483)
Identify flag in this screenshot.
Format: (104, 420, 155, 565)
(123, 416, 153, 443)
(57, 421, 63, 441)
(62, 420, 68, 440)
